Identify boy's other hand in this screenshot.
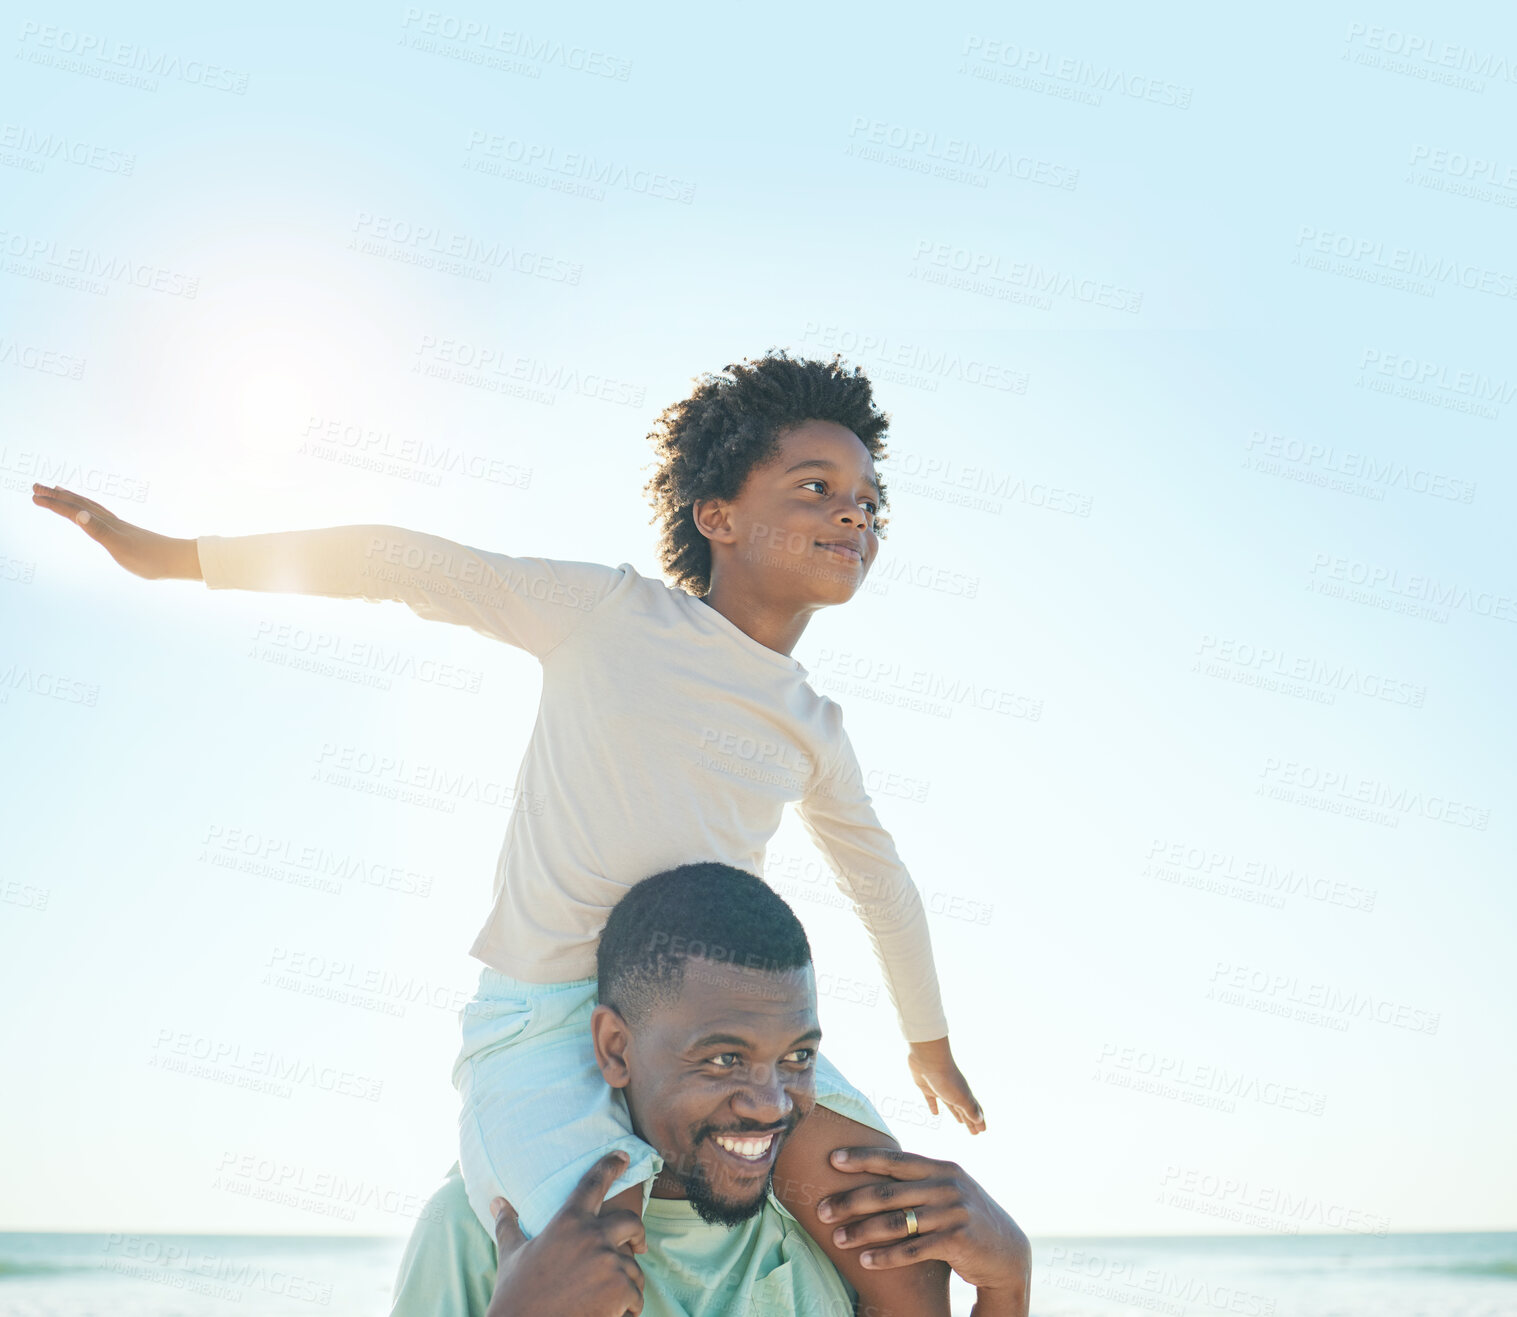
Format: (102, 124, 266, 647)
(31, 484, 201, 580)
(908, 1037, 987, 1134)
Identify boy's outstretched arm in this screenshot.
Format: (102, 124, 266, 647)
(32, 485, 203, 580)
(794, 715, 988, 1135)
(30, 484, 623, 658)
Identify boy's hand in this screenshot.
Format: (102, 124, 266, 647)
(908, 1037, 986, 1134)
(30, 484, 201, 581)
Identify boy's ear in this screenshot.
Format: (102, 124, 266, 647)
(591, 1003, 633, 1088)
(690, 497, 736, 546)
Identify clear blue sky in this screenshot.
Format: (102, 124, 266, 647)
(2, 0, 1513, 1239)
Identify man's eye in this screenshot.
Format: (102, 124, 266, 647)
(708, 1053, 741, 1068)
(800, 480, 827, 495)
(785, 1049, 817, 1066)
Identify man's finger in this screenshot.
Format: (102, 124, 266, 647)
(858, 1232, 949, 1271)
(564, 1150, 631, 1216)
(597, 1208, 648, 1257)
(818, 1177, 958, 1226)
(832, 1203, 952, 1248)
(828, 1146, 939, 1179)
(618, 1252, 646, 1293)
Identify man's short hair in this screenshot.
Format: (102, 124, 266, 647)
(596, 863, 812, 1026)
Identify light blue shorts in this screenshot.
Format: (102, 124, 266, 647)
(453, 967, 892, 1240)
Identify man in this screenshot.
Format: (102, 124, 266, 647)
(391, 865, 1031, 1316)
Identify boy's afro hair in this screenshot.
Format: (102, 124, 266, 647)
(643, 349, 891, 595)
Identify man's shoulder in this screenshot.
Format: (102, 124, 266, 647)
(388, 1164, 497, 1317)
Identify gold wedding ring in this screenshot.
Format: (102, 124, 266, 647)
(903, 1207, 919, 1237)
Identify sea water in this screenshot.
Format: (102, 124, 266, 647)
(0, 1229, 1512, 1315)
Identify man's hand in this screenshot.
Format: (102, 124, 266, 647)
(30, 484, 201, 581)
(486, 1151, 648, 1317)
(816, 1147, 1030, 1317)
(908, 1036, 986, 1134)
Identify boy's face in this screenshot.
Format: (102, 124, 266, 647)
(699, 420, 881, 606)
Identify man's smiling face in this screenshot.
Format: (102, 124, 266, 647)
(592, 959, 820, 1226)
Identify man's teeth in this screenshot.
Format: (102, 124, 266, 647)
(713, 1133, 774, 1160)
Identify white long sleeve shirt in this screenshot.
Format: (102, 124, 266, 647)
(196, 525, 949, 1042)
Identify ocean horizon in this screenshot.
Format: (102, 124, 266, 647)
(1, 1228, 1512, 1315)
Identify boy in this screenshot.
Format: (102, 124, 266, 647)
(32, 349, 984, 1315)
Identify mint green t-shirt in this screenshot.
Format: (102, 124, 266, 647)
(390, 1163, 855, 1317)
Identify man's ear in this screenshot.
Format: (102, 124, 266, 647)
(690, 497, 736, 547)
(591, 1003, 632, 1089)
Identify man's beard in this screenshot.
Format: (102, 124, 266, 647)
(675, 1120, 795, 1227)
